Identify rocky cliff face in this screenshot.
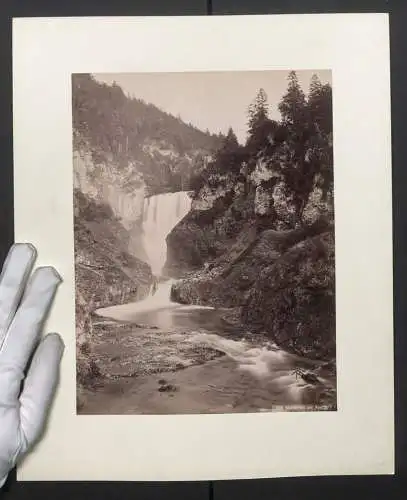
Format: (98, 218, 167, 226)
(73, 146, 147, 261)
(171, 220, 332, 306)
(74, 189, 152, 309)
(164, 168, 256, 277)
(167, 149, 335, 361)
(242, 230, 335, 361)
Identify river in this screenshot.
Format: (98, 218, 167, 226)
(79, 280, 337, 415)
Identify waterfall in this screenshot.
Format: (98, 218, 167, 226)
(142, 191, 191, 278)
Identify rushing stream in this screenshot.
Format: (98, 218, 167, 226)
(87, 191, 336, 414)
(95, 279, 335, 413)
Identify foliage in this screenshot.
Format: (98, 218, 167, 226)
(189, 127, 247, 192)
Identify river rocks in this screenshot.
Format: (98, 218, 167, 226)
(90, 322, 226, 380)
(171, 275, 219, 306)
(300, 371, 321, 385)
(158, 381, 178, 393)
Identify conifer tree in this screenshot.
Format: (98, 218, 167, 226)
(247, 88, 269, 138)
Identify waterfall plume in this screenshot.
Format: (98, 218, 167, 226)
(142, 191, 191, 277)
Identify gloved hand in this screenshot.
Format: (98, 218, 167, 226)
(0, 243, 64, 488)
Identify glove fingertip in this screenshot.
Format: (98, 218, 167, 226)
(42, 333, 65, 358)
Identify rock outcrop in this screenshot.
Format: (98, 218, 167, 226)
(164, 172, 257, 277)
(170, 222, 335, 361)
(74, 189, 152, 309)
(242, 230, 335, 361)
(73, 146, 147, 261)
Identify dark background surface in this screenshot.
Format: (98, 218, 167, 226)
(0, 1, 405, 498)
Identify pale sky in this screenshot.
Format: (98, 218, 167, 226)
(93, 70, 331, 144)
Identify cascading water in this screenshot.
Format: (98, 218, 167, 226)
(142, 191, 191, 277)
(141, 191, 191, 304)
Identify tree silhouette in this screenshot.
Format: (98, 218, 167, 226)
(247, 88, 270, 139)
(278, 71, 307, 126)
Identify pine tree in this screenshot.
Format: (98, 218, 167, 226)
(308, 76, 332, 136)
(247, 88, 269, 138)
(306, 77, 333, 198)
(223, 127, 239, 150)
(309, 74, 322, 96)
(214, 127, 242, 174)
(278, 71, 307, 126)
(276, 72, 313, 224)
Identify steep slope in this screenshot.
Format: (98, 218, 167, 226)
(242, 230, 335, 361)
(73, 147, 146, 261)
(73, 73, 222, 262)
(74, 189, 152, 308)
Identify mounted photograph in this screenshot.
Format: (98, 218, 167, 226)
(72, 70, 336, 415)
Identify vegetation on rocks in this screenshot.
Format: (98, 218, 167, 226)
(167, 71, 335, 362)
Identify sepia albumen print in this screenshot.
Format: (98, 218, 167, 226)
(72, 70, 336, 415)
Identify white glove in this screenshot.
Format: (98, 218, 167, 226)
(0, 243, 64, 488)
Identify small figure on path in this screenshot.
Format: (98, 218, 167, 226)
(151, 275, 159, 295)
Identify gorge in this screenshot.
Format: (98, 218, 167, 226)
(73, 72, 336, 414)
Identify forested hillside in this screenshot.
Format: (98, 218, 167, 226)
(73, 73, 222, 195)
